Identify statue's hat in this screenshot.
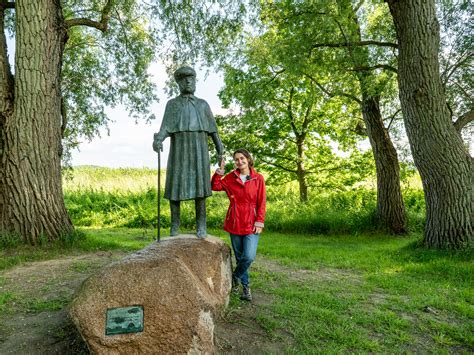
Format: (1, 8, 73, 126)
(174, 66, 196, 81)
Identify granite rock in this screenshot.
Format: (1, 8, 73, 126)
(69, 235, 232, 354)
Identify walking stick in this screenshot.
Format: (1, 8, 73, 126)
(157, 150, 161, 243)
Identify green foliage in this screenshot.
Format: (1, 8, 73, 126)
(0, 292, 16, 312)
(215, 0, 412, 203)
(437, 0, 473, 121)
(63, 167, 425, 234)
(9, 1, 247, 166)
(61, 1, 159, 163)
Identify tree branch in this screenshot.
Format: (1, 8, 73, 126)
(350, 64, 397, 74)
(301, 101, 314, 133)
(353, 0, 365, 13)
(288, 87, 299, 136)
(453, 108, 474, 133)
(304, 72, 362, 104)
(385, 108, 401, 130)
(442, 51, 473, 86)
(114, 8, 133, 57)
(312, 40, 398, 50)
(260, 157, 297, 173)
(254, 68, 286, 101)
(0, 1, 14, 10)
(65, 0, 115, 31)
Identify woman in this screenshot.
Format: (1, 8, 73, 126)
(211, 149, 266, 301)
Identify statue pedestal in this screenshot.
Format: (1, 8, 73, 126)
(70, 235, 232, 354)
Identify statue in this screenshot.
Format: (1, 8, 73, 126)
(153, 66, 224, 238)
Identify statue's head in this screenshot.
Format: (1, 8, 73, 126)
(174, 66, 196, 94)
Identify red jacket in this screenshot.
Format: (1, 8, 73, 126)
(211, 168, 266, 235)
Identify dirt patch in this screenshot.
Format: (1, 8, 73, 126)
(256, 257, 363, 284)
(214, 289, 292, 354)
(0, 252, 124, 354)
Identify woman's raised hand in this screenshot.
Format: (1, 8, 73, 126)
(219, 157, 225, 170)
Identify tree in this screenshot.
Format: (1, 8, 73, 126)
(0, 0, 244, 244)
(218, 55, 374, 202)
(386, 0, 473, 248)
(258, 0, 406, 233)
(437, 0, 473, 142)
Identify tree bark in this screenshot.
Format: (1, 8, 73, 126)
(335, 0, 406, 233)
(0, 5, 14, 231)
(296, 136, 308, 202)
(387, 0, 473, 248)
(361, 92, 406, 233)
(1, 0, 72, 243)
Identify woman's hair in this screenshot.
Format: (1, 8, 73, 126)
(233, 148, 254, 168)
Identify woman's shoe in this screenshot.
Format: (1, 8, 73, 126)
(240, 286, 252, 301)
(232, 275, 240, 294)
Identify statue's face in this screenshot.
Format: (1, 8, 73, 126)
(177, 75, 196, 94)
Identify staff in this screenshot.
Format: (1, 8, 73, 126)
(156, 138, 161, 243)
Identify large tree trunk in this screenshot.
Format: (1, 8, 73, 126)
(1, 0, 72, 244)
(361, 93, 406, 233)
(330, 0, 406, 233)
(336, 0, 407, 234)
(0, 6, 14, 224)
(387, 0, 473, 248)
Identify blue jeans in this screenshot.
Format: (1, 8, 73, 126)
(230, 233, 260, 287)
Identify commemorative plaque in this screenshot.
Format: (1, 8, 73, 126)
(105, 306, 144, 335)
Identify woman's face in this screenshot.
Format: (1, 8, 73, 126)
(234, 153, 249, 171)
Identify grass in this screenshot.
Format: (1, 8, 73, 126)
(62, 166, 426, 234)
(245, 231, 474, 352)
(24, 298, 68, 313)
(0, 228, 157, 271)
(0, 291, 16, 312)
(0, 167, 470, 352)
(0, 228, 472, 352)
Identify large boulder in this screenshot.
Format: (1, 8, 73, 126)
(69, 235, 232, 354)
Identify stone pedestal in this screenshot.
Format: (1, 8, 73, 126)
(69, 235, 232, 354)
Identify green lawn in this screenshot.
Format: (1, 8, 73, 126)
(248, 231, 474, 353)
(0, 228, 472, 352)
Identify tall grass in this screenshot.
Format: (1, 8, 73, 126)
(63, 166, 426, 234)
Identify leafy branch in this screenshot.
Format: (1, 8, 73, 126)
(311, 40, 398, 50)
(304, 72, 362, 104)
(350, 64, 397, 74)
(65, 0, 115, 32)
(441, 51, 473, 86)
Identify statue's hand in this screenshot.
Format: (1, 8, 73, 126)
(218, 155, 227, 170)
(217, 155, 224, 167)
(153, 133, 163, 153)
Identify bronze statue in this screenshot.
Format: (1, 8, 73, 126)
(153, 66, 223, 238)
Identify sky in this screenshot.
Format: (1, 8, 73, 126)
(70, 63, 227, 168)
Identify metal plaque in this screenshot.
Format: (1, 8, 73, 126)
(105, 306, 144, 335)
